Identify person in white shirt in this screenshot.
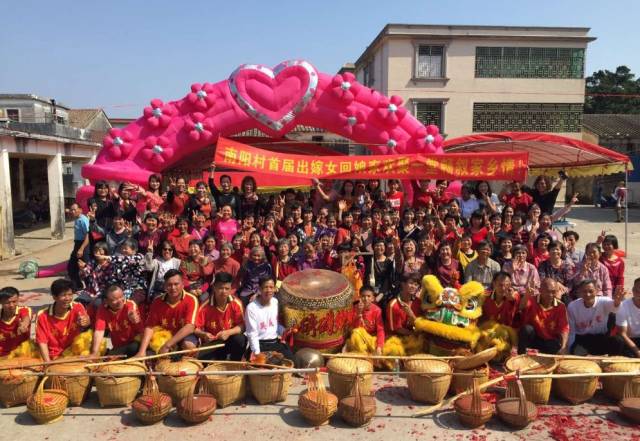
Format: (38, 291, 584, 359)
(568, 279, 624, 355)
(244, 276, 294, 361)
(615, 277, 640, 358)
(457, 185, 480, 220)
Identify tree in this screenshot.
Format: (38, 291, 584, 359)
(585, 66, 640, 114)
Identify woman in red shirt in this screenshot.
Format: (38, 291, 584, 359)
(386, 179, 405, 214)
(271, 238, 298, 283)
(600, 234, 625, 289)
(168, 217, 193, 260)
(431, 242, 461, 288)
(468, 210, 489, 249)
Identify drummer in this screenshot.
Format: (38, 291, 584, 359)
(36, 279, 90, 362)
(345, 285, 385, 356)
(195, 272, 247, 361)
(0, 286, 32, 357)
(90, 285, 145, 358)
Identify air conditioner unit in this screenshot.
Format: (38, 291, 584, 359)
(0, 109, 7, 123)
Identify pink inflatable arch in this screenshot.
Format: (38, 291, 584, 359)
(80, 60, 449, 202)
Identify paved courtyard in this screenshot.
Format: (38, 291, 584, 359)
(0, 206, 638, 440)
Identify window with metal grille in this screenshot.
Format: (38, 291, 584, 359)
(416, 45, 444, 78)
(6, 109, 19, 122)
(415, 102, 443, 131)
(472, 103, 582, 132)
(475, 47, 585, 79)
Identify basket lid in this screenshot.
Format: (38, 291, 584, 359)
(46, 362, 89, 374)
(179, 394, 216, 413)
(505, 355, 557, 374)
(403, 357, 451, 374)
(0, 357, 42, 374)
(454, 395, 493, 413)
(453, 347, 498, 371)
(601, 358, 640, 372)
(95, 361, 147, 374)
(203, 362, 245, 372)
(496, 397, 537, 417)
(157, 358, 202, 375)
(556, 359, 601, 374)
(327, 355, 372, 374)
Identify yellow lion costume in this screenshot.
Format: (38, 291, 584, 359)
(414, 275, 486, 355)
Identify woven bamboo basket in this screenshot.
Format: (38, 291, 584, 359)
(554, 359, 601, 404)
(0, 358, 41, 407)
(619, 380, 640, 423)
(496, 379, 537, 429)
(46, 361, 91, 406)
(338, 372, 376, 427)
(248, 359, 294, 405)
(298, 372, 338, 426)
(202, 362, 246, 407)
(505, 355, 558, 404)
(26, 376, 69, 424)
(600, 358, 640, 401)
(177, 382, 217, 424)
(327, 355, 373, 400)
(451, 364, 489, 395)
(403, 357, 452, 404)
(454, 375, 494, 428)
(453, 347, 498, 371)
(156, 358, 203, 403)
(93, 361, 147, 407)
(132, 376, 173, 425)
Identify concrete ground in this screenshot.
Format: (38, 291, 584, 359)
(0, 206, 639, 440)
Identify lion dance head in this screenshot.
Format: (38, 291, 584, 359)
(414, 275, 485, 355)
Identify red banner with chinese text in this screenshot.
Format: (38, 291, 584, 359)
(214, 137, 528, 181)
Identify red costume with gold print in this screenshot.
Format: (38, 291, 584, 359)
(347, 303, 385, 349)
(36, 302, 87, 359)
(385, 297, 421, 334)
(94, 300, 144, 349)
(146, 290, 198, 334)
(196, 296, 244, 335)
(522, 297, 569, 341)
(0, 306, 31, 356)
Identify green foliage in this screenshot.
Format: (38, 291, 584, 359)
(585, 66, 640, 114)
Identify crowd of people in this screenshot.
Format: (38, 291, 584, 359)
(1, 164, 639, 363)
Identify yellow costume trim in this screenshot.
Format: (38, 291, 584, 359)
(476, 320, 518, 362)
(62, 330, 107, 357)
(414, 317, 481, 346)
(346, 327, 377, 354)
(149, 327, 173, 354)
(6, 340, 40, 359)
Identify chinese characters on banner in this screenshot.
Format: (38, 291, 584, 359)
(214, 137, 529, 181)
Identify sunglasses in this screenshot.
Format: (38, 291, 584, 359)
(162, 248, 173, 251)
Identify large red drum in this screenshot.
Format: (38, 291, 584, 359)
(279, 269, 354, 353)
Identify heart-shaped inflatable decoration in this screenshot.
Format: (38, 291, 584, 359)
(228, 60, 318, 133)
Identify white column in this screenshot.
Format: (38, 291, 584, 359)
(0, 149, 15, 257)
(17, 158, 26, 202)
(47, 153, 66, 239)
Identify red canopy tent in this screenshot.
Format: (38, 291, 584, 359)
(443, 132, 631, 177)
(443, 131, 633, 251)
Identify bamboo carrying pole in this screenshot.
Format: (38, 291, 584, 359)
(0, 355, 126, 371)
(531, 353, 637, 362)
(323, 353, 465, 361)
(84, 344, 225, 368)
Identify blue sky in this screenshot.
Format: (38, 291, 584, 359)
(1, 0, 638, 118)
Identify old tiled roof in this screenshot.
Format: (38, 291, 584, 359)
(582, 114, 640, 138)
(67, 109, 103, 128)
